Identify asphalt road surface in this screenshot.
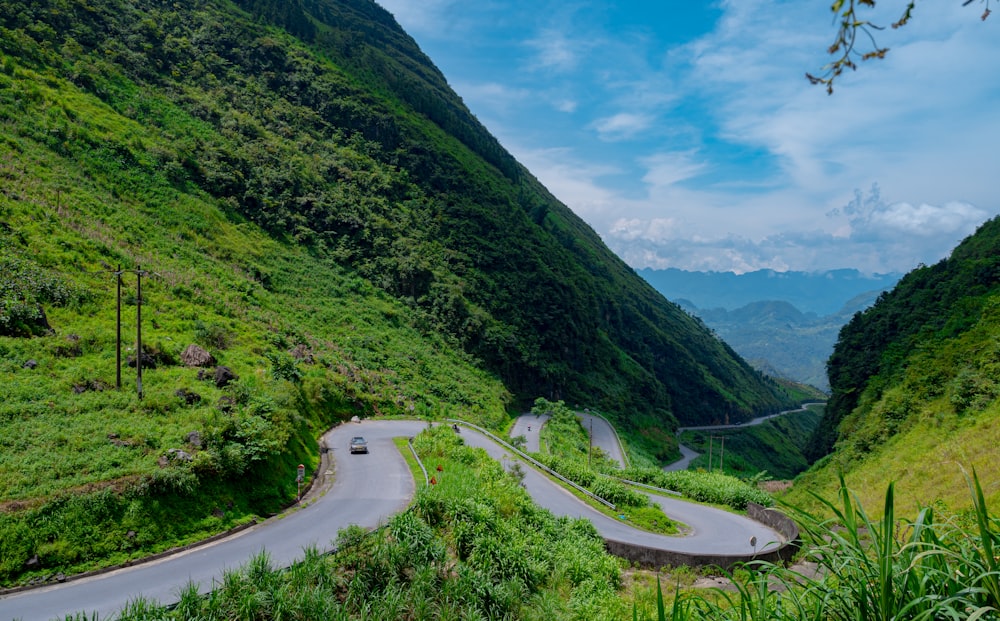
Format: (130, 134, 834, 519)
(575, 412, 627, 468)
(663, 403, 824, 471)
(468, 429, 781, 555)
(508, 413, 549, 453)
(510, 412, 626, 468)
(0, 420, 783, 620)
(663, 443, 700, 472)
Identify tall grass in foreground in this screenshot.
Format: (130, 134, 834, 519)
(634, 471, 1000, 620)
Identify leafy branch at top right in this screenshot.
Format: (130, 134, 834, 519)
(808, 0, 993, 94)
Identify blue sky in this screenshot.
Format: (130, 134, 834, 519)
(374, 0, 999, 274)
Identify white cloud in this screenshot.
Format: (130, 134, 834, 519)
(640, 152, 706, 189)
(378, 0, 1000, 274)
(373, 0, 461, 35)
(450, 80, 532, 112)
(509, 145, 621, 221)
(526, 29, 579, 72)
(554, 99, 578, 113)
(610, 218, 644, 241)
(590, 112, 654, 140)
(609, 217, 680, 243)
(866, 201, 988, 238)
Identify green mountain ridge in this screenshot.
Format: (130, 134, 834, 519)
(0, 0, 795, 425)
(786, 216, 1000, 515)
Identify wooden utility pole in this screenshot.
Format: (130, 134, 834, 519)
(114, 265, 147, 398)
(588, 418, 593, 467)
(136, 264, 143, 400)
(116, 265, 122, 390)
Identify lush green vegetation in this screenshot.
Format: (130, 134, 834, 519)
(2, 0, 999, 616)
(80, 425, 631, 620)
(678, 405, 823, 480)
(58, 435, 1000, 620)
(793, 216, 1000, 515)
(634, 474, 1000, 621)
(623, 467, 773, 512)
(810, 216, 1000, 461)
(0, 0, 795, 432)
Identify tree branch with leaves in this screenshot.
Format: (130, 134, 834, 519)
(809, 0, 992, 93)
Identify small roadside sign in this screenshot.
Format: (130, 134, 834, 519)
(296, 464, 306, 502)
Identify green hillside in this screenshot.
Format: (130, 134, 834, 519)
(0, 0, 794, 426)
(0, 0, 798, 583)
(789, 216, 1000, 515)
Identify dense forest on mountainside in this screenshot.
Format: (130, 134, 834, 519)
(808, 216, 1000, 461)
(788, 216, 1000, 515)
(0, 0, 794, 428)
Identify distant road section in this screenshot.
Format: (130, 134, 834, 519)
(508, 413, 548, 453)
(664, 443, 700, 472)
(510, 411, 627, 468)
(575, 412, 627, 468)
(677, 402, 824, 433)
(664, 402, 825, 470)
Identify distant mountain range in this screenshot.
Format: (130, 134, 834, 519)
(638, 268, 902, 316)
(639, 269, 902, 391)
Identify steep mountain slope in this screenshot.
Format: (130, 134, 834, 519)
(789, 216, 1000, 514)
(0, 0, 793, 429)
(0, 0, 801, 582)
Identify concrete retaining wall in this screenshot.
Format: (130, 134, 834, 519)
(604, 502, 800, 571)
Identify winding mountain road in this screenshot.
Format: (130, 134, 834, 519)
(1, 419, 783, 620)
(506, 413, 780, 552)
(664, 402, 825, 471)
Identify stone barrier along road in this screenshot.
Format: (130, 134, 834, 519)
(0, 420, 787, 620)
